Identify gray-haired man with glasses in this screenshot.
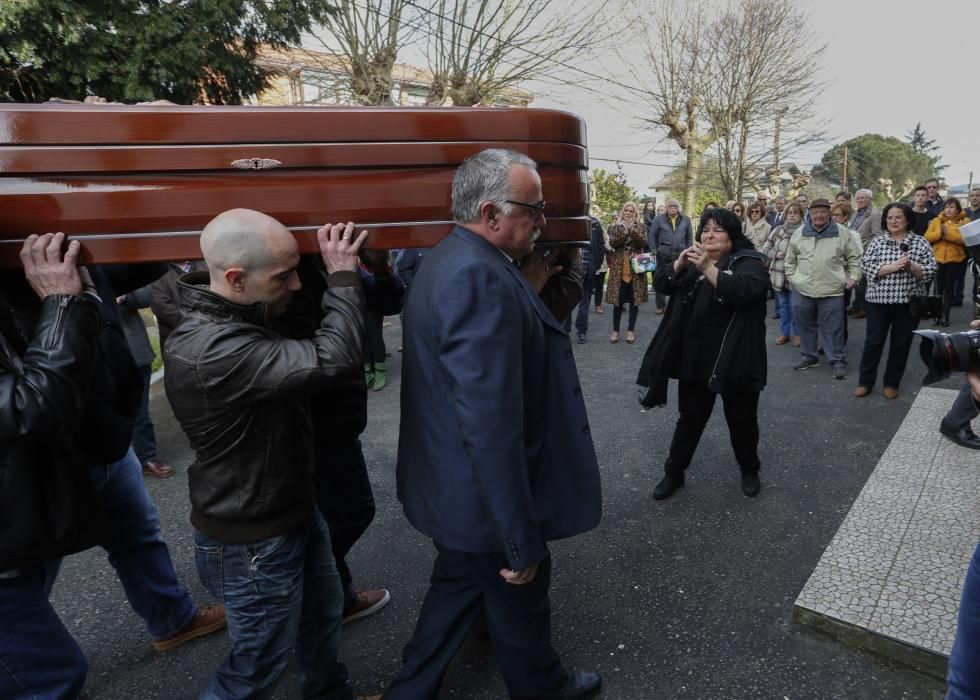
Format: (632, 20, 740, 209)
(383, 149, 602, 700)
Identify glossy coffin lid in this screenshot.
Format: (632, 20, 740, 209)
(0, 104, 589, 265)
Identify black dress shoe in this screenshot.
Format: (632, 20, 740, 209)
(940, 421, 980, 450)
(653, 473, 684, 500)
(741, 471, 761, 497)
(511, 671, 602, 700)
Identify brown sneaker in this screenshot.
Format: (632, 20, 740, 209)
(343, 588, 390, 624)
(153, 604, 226, 652)
(883, 387, 899, 399)
(792, 336, 801, 347)
(775, 335, 789, 345)
(142, 459, 176, 479)
(853, 386, 871, 398)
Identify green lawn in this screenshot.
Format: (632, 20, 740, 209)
(149, 333, 163, 373)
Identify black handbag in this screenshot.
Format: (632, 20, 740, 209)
(909, 283, 942, 320)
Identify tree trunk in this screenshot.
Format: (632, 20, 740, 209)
(734, 118, 751, 201)
(683, 145, 703, 214)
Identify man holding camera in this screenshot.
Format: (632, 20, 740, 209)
(939, 319, 980, 449)
(945, 357, 980, 698)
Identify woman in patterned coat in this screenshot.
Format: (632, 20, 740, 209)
(605, 201, 649, 343)
(855, 202, 937, 400)
(762, 202, 804, 345)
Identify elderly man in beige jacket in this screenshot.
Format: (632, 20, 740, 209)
(784, 198, 863, 380)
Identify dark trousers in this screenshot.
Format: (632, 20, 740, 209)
(315, 438, 376, 611)
(857, 302, 920, 390)
(612, 281, 638, 332)
(365, 309, 386, 366)
(131, 363, 157, 465)
(937, 261, 968, 322)
(574, 271, 595, 336)
(385, 545, 563, 699)
(944, 382, 980, 431)
(654, 255, 675, 310)
(948, 542, 980, 699)
(593, 272, 606, 308)
(953, 260, 968, 305)
(664, 380, 761, 476)
(0, 560, 87, 700)
(849, 277, 867, 313)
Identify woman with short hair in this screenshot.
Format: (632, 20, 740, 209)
(745, 201, 772, 251)
(925, 197, 970, 326)
(855, 203, 937, 398)
(637, 208, 770, 500)
(762, 202, 804, 345)
(731, 202, 746, 231)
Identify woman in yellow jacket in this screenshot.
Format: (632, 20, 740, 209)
(925, 197, 970, 326)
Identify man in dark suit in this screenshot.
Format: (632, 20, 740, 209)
(767, 194, 787, 228)
(648, 198, 693, 312)
(385, 149, 603, 700)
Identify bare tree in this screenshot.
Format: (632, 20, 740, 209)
(706, 0, 827, 200)
(625, 0, 720, 213)
(308, 0, 414, 105)
(627, 0, 826, 207)
(417, 0, 606, 107)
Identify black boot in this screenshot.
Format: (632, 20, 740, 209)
(741, 471, 761, 497)
(653, 473, 684, 500)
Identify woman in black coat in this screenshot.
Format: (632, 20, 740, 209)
(637, 207, 770, 500)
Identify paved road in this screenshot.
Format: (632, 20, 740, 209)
(53, 298, 966, 699)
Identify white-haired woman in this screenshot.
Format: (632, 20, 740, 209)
(605, 201, 649, 343)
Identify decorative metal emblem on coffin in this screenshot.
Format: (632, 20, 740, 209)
(231, 158, 283, 170)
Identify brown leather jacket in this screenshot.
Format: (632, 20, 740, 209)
(164, 271, 365, 543)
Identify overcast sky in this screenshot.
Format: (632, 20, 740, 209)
(528, 0, 980, 192)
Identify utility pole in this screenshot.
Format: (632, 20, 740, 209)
(773, 109, 784, 170)
(842, 146, 849, 190)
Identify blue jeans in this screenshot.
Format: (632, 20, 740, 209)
(774, 289, 797, 337)
(0, 560, 87, 700)
(194, 509, 351, 700)
(90, 447, 196, 638)
(948, 542, 980, 700)
(131, 363, 158, 465)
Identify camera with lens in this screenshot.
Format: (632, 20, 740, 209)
(915, 329, 980, 384)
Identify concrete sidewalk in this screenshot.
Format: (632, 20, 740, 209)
(795, 386, 980, 678)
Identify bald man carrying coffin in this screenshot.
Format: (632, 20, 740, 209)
(164, 209, 366, 700)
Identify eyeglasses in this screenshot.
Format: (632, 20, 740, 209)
(504, 199, 546, 218)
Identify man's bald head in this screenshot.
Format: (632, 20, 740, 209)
(201, 209, 302, 316)
(200, 208, 291, 274)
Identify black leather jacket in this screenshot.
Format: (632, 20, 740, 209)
(164, 271, 366, 543)
(0, 294, 106, 572)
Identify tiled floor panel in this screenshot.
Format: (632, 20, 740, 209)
(795, 387, 980, 662)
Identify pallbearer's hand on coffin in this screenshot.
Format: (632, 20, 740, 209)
(20, 232, 83, 299)
(519, 247, 564, 294)
(317, 222, 368, 274)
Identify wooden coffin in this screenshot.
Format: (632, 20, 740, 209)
(0, 104, 589, 266)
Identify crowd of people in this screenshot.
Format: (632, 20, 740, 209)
(2, 147, 979, 700)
